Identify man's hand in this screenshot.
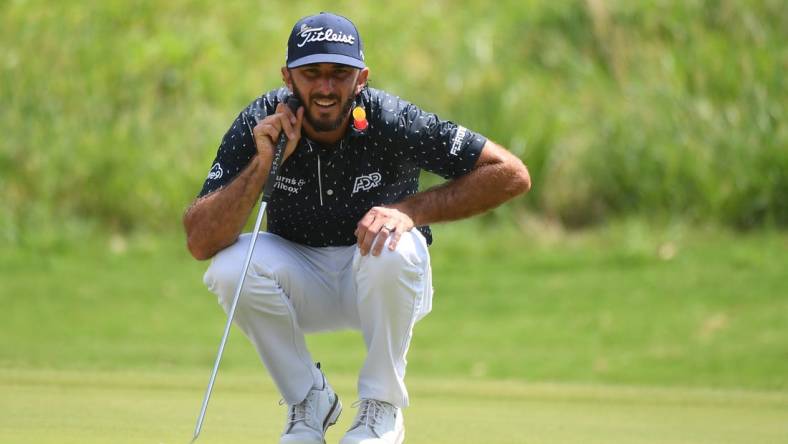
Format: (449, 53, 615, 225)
(183, 101, 304, 261)
(355, 206, 415, 256)
(252, 102, 304, 164)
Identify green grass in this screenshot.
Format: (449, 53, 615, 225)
(1, 222, 786, 442)
(1, 369, 786, 444)
(3, 0, 786, 439)
(1, 221, 787, 389)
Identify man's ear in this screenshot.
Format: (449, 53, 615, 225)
(281, 67, 293, 92)
(356, 67, 370, 95)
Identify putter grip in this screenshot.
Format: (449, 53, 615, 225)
(261, 96, 301, 201)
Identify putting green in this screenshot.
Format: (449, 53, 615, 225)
(1, 368, 785, 444)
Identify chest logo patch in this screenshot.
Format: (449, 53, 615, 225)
(352, 172, 382, 194)
(207, 163, 223, 180)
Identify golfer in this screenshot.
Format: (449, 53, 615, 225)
(184, 12, 530, 444)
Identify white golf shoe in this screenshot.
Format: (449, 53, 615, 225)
(339, 399, 404, 444)
(279, 368, 342, 444)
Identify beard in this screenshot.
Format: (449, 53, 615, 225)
(291, 83, 355, 132)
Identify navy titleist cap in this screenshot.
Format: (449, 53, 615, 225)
(286, 12, 365, 69)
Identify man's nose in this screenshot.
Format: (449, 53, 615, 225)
(316, 76, 335, 94)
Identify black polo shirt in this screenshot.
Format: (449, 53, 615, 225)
(198, 86, 486, 247)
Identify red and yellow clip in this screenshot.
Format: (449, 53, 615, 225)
(352, 106, 368, 131)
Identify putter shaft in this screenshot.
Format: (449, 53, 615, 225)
(190, 97, 298, 443)
(191, 199, 269, 443)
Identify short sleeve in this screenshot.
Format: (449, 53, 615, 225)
(396, 102, 487, 179)
(197, 90, 285, 197)
(197, 111, 258, 197)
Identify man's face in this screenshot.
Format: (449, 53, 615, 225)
(285, 64, 367, 133)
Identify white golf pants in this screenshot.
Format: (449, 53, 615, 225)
(203, 230, 432, 408)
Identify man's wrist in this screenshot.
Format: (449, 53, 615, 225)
(254, 151, 274, 174)
(389, 201, 420, 226)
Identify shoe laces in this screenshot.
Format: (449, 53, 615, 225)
(351, 399, 392, 437)
(281, 392, 318, 430)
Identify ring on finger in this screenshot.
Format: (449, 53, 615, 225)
(383, 223, 396, 232)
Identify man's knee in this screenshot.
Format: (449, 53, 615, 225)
(355, 231, 429, 292)
(203, 234, 284, 313)
(203, 239, 247, 305)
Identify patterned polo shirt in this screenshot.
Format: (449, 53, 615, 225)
(198, 86, 486, 247)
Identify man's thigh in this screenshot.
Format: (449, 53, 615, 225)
(210, 232, 358, 332)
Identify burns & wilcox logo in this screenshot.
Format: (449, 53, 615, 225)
(274, 176, 307, 194)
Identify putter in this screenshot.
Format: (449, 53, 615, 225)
(191, 96, 301, 443)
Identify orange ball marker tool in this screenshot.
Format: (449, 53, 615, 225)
(352, 106, 368, 131)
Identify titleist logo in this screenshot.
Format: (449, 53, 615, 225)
(297, 25, 355, 47)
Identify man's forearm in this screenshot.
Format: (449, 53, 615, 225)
(183, 154, 271, 260)
(391, 142, 531, 226)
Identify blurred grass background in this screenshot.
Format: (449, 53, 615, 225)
(1, 0, 786, 245)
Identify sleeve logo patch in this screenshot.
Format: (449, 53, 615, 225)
(449, 126, 468, 156)
(207, 163, 223, 180)
(352, 172, 382, 194)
